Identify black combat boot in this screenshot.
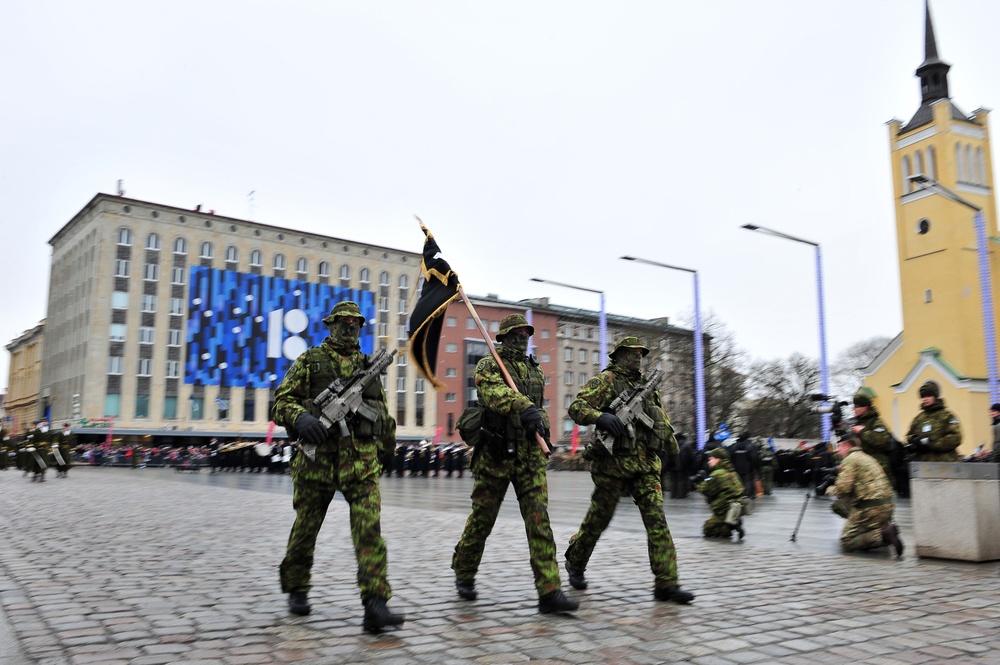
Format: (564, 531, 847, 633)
(538, 589, 579, 614)
(455, 578, 477, 600)
(734, 520, 745, 540)
(287, 591, 311, 616)
(654, 585, 695, 604)
(881, 523, 904, 557)
(565, 562, 588, 590)
(363, 597, 405, 632)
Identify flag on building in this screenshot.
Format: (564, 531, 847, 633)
(215, 396, 229, 411)
(408, 220, 461, 390)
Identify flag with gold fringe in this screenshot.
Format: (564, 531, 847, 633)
(408, 220, 461, 390)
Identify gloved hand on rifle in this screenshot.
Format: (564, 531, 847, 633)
(906, 434, 931, 453)
(295, 413, 328, 447)
(519, 405, 545, 437)
(597, 413, 626, 439)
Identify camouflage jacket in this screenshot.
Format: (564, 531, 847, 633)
(271, 337, 396, 448)
(568, 359, 675, 476)
(832, 448, 893, 505)
(697, 458, 744, 513)
(906, 398, 961, 462)
(854, 408, 895, 470)
(473, 344, 549, 465)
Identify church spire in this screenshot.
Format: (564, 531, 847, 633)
(916, 0, 950, 103)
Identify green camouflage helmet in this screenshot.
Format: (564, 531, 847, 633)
(496, 313, 534, 340)
(322, 300, 363, 326)
(611, 336, 649, 358)
(709, 447, 729, 460)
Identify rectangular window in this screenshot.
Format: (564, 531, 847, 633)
(379, 297, 389, 312)
(138, 358, 152, 376)
(446, 317, 457, 327)
(171, 267, 186, 284)
(139, 327, 155, 344)
(396, 377, 406, 392)
(141, 295, 157, 312)
(112, 291, 129, 309)
(135, 394, 149, 418)
(398, 299, 408, 313)
(565, 347, 573, 362)
(114, 259, 130, 277)
(163, 396, 177, 419)
(565, 371, 574, 385)
(104, 394, 121, 417)
(592, 350, 600, 365)
(243, 390, 256, 422)
(445, 343, 458, 353)
(579, 373, 587, 386)
(489, 320, 500, 333)
(109, 324, 126, 341)
(191, 397, 204, 420)
(540, 354, 551, 363)
(445, 393, 457, 402)
(166, 360, 180, 378)
(541, 329, 550, 339)
(445, 368, 457, 378)
(377, 322, 388, 337)
(415, 378, 426, 393)
(170, 298, 183, 315)
(108, 356, 124, 374)
(144, 263, 159, 281)
(466, 317, 475, 329)
(924, 289, 933, 303)
(579, 349, 587, 364)
(398, 325, 407, 340)
(397, 353, 408, 366)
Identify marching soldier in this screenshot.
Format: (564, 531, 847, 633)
(271, 300, 403, 632)
(24, 421, 49, 482)
(451, 313, 578, 614)
(564, 336, 694, 604)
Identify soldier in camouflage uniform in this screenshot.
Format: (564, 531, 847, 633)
(271, 300, 404, 632)
(827, 435, 903, 555)
(452, 313, 578, 614)
(564, 336, 694, 604)
(905, 380, 961, 462)
(697, 448, 746, 538)
(754, 438, 775, 495)
(849, 393, 896, 484)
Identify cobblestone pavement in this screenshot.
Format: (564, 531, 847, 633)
(1, 467, 999, 665)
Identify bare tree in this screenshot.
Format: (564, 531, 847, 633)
(830, 336, 893, 399)
(677, 311, 748, 438)
(741, 352, 821, 439)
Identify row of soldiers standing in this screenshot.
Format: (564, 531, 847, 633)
(0, 420, 76, 481)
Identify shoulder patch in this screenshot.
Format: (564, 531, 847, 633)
(950, 418, 960, 424)
(587, 378, 602, 389)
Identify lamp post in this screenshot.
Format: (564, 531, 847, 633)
(620, 256, 707, 451)
(910, 174, 1000, 404)
(529, 278, 607, 362)
(741, 224, 832, 443)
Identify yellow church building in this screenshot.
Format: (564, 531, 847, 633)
(865, 2, 998, 454)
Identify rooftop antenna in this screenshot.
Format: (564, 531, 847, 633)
(116, 179, 125, 196)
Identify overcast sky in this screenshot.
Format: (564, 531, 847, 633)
(3, 0, 999, 393)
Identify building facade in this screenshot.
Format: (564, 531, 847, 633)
(5, 321, 45, 434)
(38, 194, 431, 445)
(865, 5, 998, 452)
(433, 294, 699, 447)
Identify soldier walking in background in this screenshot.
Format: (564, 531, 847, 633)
(271, 300, 404, 632)
(905, 381, 961, 462)
(451, 314, 578, 614)
(729, 432, 760, 498)
(755, 437, 775, 495)
(51, 423, 75, 478)
(564, 337, 694, 605)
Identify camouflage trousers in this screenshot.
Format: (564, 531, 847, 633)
(702, 502, 737, 538)
(760, 465, 774, 494)
(452, 460, 561, 597)
(840, 503, 894, 552)
(279, 440, 392, 602)
(565, 470, 679, 588)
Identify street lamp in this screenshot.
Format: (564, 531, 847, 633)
(620, 256, 707, 451)
(741, 224, 832, 443)
(909, 174, 1000, 404)
(529, 278, 607, 362)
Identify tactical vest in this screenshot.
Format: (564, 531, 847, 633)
(481, 354, 546, 448)
(301, 346, 388, 440)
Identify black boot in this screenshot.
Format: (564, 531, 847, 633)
(363, 597, 405, 632)
(287, 591, 311, 616)
(654, 585, 695, 604)
(881, 523, 904, 557)
(538, 589, 579, 614)
(455, 578, 477, 600)
(734, 520, 745, 540)
(565, 562, 588, 590)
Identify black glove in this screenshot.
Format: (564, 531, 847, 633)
(295, 413, 328, 447)
(519, 405, 544, 436)
(379, 441, 394, 471)
(597, 413, 626, 439)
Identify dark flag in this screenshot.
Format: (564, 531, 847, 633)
(408, 220, 461, 389)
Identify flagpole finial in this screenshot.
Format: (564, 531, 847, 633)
(414, 214, 431, 237)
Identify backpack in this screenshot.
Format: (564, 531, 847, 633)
(456, 405, 486, 447)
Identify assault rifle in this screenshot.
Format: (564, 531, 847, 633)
(593, 368, 664, 453)
(311, 348, 396, 446)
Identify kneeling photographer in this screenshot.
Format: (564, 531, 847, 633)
(824, 434, 903, 557)
(692, 448, 746, 540)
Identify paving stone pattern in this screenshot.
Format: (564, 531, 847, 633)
(1, 468, 999, 664)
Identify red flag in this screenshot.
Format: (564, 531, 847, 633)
(570, 425, 580, 456)
(432, 426, 442, 446)
(104, 416, 115, 452)
(266, 420, 276, 445)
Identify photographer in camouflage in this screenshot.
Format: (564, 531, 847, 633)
(451, 313, 578, 614)
(271, 300, 404, 632)
(826, 435, 903, 556)
(564, 336, 694, 604)
(696, 447, 746, 539)
(849, 393, 897, 485)
(905, 380, 961, 462)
